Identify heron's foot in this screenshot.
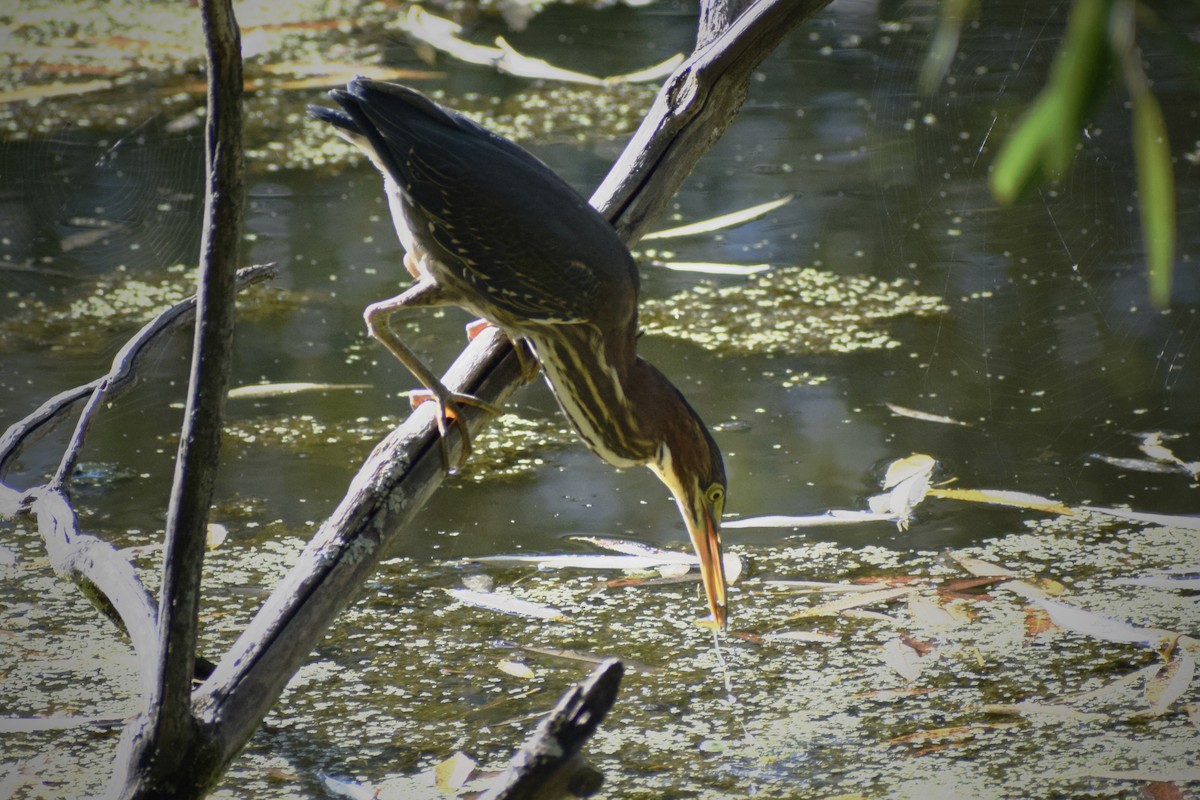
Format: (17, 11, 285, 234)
(465, 318, 492, 341)
(465, 319, 540, 383)
(408, 388, 502, 474)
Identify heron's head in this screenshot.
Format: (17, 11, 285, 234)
(648, 411, 728, 628)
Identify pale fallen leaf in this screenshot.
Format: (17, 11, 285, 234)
(1083, 506, 1200, 531)
(404, 7, 678, 85)
(205, 523, 228, 550)
(907, 595, 960, 629)
(642, 195, 795, 240)
(978, 702, 1106, 722)
(496, 659, 536, 680)
(654, 261, 772, 275)
(927, 487, 1075, 515)
(444, 588, 567, 622)
(0, 79, 114, 104)
(476, 540, 742, 584)
(842, 609, 898, 624)
(1034, 598, 1176, 645)
(791, 586, 915, 620)
(1138, 432, 1198, 477)
(1142, 648, 1195, 717)
(1058, 768, 1200, 783)
(227, 381, 371, 400)
(761, 630, 840, 644)
(946, 552, 1016, 578)
(764, 580, 890, 594)
(319, 772, 378, 800)
(1091, 454, 1182, 474)
(884, 402, 970, 427)
(1113, 570, 1200, 590)
(434, 751, 475, 791)
(881, 454, 937, 489)
(724, 510, 896, 528)
(880, 637, 925, 682)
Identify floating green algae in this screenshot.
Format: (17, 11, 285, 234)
(222, 411, 576, 483)
(641, 265, 948, 356)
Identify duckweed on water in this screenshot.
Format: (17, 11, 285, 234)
(641, 265, 948, 356)
(3, 509, 1198, 797)
(221, 411, 576, 483)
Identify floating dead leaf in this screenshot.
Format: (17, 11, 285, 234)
(928, 487, 1075, 515)
(765, 580, 891, 594)
(1083, 506, 1200, 531)
(1114, 571, 1200, 590)
(935, 575, 1005, 600)
(319, 772, 377, 800)
(978, 702, 1106, 722)
(1141, 648, 1195, 717)
(880, 636, 934, 682)
(946, 552, 1016, 578)
(884, 402, 970, 426)
(852, 687, 938, 700)
(1034, 598, 1176, 645)
(724, 510, 897, 528)
(761, 630, 841, 644)
(496, 659, 536, 680)
(0, 79, 114, 104)
(886, 724, 1002, 748)
(434, 751, 475, 791)
(1059, 663, 1161, 705)
(404, 7, 678, 85)
(1091, 454, 1183, 474)
(842, 609, 898, 624)
(205, 523, 228, 550)
(517, 645, 659, 674)
(653, 260, 772, 275)
(790, 586, 916, 620)
(444, 588, 567, 622)
(1138, 432, 1199, 478)
(881, 454, 937, 489)
(642, 195, 795, 240)
(1059, 768, 1200, 783)
(907, 595, 961, 629)
(228, 382, 371, 400)
(477, 542, 742, 584)
(1024, 608, 1055, 639)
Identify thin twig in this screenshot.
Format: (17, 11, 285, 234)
(0, 263, 275, 483)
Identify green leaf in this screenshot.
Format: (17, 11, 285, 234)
(1132, 92, 1175, 306)
(990, 0, 1115, 204)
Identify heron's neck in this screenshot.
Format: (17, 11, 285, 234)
(529, 325, 678, 468)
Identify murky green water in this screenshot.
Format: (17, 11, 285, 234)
(2, 0, 1199, 797)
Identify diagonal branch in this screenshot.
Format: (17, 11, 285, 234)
(183, 0, 829, 786)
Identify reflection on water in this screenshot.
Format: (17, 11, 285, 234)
(1, 0, 1199, 796)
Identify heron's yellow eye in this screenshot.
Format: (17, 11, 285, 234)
(705, 484, 725, 508)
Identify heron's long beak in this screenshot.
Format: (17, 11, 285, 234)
(681, 490, 728, 629)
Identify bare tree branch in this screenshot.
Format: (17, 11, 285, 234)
(592, 0, 833, 242)
(108, 0, 246, 794)
(480, 659, 624, 800)
(28, 488, 160, 701)
(0, 263, 275, 482)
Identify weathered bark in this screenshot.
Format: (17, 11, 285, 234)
(480, 659, 624, 800)
(592, 0, 831, 243)
(107, 0, 244, 795)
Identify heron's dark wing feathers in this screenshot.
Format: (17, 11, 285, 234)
(316, 78, 637, 326)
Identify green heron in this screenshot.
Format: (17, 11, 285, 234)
(310, 78, 728, 626)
